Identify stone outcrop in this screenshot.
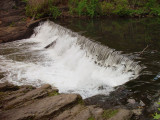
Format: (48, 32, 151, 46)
(0, 83, 134, 120)
(0, 0, 34, 43)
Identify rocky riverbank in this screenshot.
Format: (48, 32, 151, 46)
(0, 83, 135, 120)
(0, 0, 36, 43)
(0, 1, 137, 119)
(0, 1, 159, 120)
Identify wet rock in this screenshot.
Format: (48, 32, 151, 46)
(0, 94, 81, 120)
(139, 100, 145, 107)
(85, 85, 132, 109)
(72, 107, 94, 120)
(2, 85, 35, 102)
(126, 102, 140, 109)
(132, 109, 142, 116)
(147, 101, 160, 113)
(26, 17, 49, 28)
(72, 106, 104, 120)
(45, 40, 57, 49)
(89, 106, 104, 119)
(126, 98, 141, 109)
(53, 104, 85, 120)
(130, 109, 145, 120)
(0, 83, 135, 120)
(127, 99, 136, 104)
(4, 84, 57, 109)
(0, 83, 19, 92)
(53, 104, 104, 120)
(108, 109, 133, 120)
(0, 26, 33, 43)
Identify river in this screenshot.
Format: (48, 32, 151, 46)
(0, 18, 160, 107)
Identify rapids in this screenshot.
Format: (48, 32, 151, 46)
(0, 21, 142, 98)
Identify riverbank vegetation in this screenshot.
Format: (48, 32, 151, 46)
(23, 0, 160, 19)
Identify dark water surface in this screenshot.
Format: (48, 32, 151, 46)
(55, 18, 160, 105)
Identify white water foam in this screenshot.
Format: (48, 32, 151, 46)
(0, 21, 142, 98)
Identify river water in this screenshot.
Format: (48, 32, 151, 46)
(0, 18, 160, 103)
(55, 18, 160, 103)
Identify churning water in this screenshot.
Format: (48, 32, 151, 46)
(0, 21, 142, 98)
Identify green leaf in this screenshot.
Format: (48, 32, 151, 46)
(153, 113, 160, 119)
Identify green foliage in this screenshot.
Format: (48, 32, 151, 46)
(88, 117, 95, 120)
(150, 7, 160, 16)
(113, 0, 131, 16)
(48, 91, 59, 96)
(68, 0, 99, 18)
(153, 102, 160, 119)
(25, 0, 160, 18)
(144, 0, 160, 16)
(68, 0, 78, 15)
(35, 13, 45, 19)
(25, 0, 61, 19)
(78, 98, 84, 105)
(145, 0, 157, 9)
(9, 22, 15, 27)
(113, 7, 131, 16)
(99, 2, 114, 16)
(102, 109, 119, 119)
(86, 0, 98, 18)
(154, 113, 160, 119)
(49, 6, 61, 19)
(76, 0, 87, 16)
(21, 0, 28, 3)
(131, 9, 146, 15)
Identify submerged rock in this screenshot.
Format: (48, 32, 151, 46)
(45, 40, 57, 49)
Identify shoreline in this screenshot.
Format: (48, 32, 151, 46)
(0, 82, 140, 120)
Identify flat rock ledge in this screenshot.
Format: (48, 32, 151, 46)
(0, 83, 134, 120)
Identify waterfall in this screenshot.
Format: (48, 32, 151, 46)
(0, 21, 142, 98)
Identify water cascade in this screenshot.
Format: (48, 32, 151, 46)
(0, 21, 142, 98)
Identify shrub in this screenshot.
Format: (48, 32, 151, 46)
(99, 2, 114, 16)
(76, 0, 87, 16)
(26, 0, 61, 19)
(145, 0, 160, 15)
(68, 0, 77, 15)
(86, 0, 99, 18)
(68, 0, 99, 18)
(145, 0, 157, 10)
(150, 7, 160, 16)
(113, 0, 131, 16)
(25, 0, 160, 18)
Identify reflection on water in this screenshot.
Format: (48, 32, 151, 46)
(56, 18, 160, 52)
(55, 18, 160, 102)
